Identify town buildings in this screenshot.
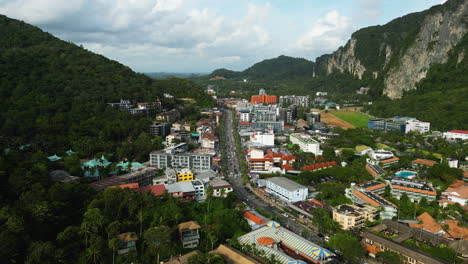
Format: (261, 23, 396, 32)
(409, 212, 468, 240)
(290, 133, 323, 155)
(178, 221, 201, 248)
(333, 204, 377, 230)
(412, 158, 438, 168)
(249, 131, 275, 147)
(389, 177, 437, 202)
(265, 177, 308, 203)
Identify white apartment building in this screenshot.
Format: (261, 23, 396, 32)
(265, 177, 308, 203)
(290, 133, 323, 155)
(191, 180, 205, 201)
(250, 131, 275, 146)
(405, 119, 430, 133)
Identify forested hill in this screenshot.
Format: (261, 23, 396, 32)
(210, 55, 315, 80)
(0, 15, 213, 153)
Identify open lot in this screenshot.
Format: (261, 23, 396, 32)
(319, 111, 355, 129)
(328, 110, 371, 128)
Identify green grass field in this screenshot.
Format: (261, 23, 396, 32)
(329, 110, 371, 128)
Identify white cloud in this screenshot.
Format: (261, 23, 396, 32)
(0, 0, 272, 72)
(290, 10, 354, 57)
(356, 0, 383, 22)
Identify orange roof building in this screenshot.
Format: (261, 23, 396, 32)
(379, 157, 400, 168)
(390, 177, 437, 202)
(409, 212, 468, 240)
(412, 158, 438, 167)
(109, 183, 140, 190)
(250, 95, 277, 104)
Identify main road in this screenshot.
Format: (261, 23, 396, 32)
(221, 108, 324, 245)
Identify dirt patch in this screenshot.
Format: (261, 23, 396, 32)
(320, 111, 355, 129)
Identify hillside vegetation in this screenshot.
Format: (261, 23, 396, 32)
(0, 15, 214, 154)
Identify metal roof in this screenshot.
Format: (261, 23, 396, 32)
(266, 177, 307, 192)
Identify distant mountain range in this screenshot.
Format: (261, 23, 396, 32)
(210, 0, 467, 99)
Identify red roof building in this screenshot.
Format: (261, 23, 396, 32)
(250, 95, 277, 104)
(140, 184, 166, 196)
(243, 211, 267, 225)
(300, 161, 337, 171)
(109, 183, 140, 190)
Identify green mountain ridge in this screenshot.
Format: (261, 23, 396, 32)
(206, 0, 467, 130)
(0, 14, 214, 153)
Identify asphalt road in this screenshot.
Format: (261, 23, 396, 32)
(221, 108, 325, 245)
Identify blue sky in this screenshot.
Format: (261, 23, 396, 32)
(0, 0, 446, 73)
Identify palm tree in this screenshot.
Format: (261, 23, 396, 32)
(144, 226, 171, 264)
(108, 238, 119, 264)
(86, 244, 102, 264)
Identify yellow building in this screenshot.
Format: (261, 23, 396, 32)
(176, 169, 194, 182)
(333, 204, 377, 230)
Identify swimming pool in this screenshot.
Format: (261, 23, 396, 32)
(396, 171, 417, 178)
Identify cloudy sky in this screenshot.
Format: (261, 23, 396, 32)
(0, 0, 446, 73)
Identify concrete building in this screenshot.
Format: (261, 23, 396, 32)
(191, 180, 205, 201)
(333, 204, 377, 230)
(178, 221, 201, 248)
(150, 151, 212, 170)
(252, 121, 283, 133)
(250, 95, 277, 104)
(250, 131, 275, 146)
(166, 182, 196, 202)
(389, 177, 437, 202)
(346, 185, 398, 220)
(306, 112, 321, 126)
(149, 122, 171, 137)
(368, 117, 430, 134)
(279, 95, 310, 107)
(176, 168, 194, 182)
(290, 133, 323, 155)
(443, 130, 468, 140)
(265, 177, 308, 203)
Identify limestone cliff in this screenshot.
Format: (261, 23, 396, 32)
(316, 0, 467, 99)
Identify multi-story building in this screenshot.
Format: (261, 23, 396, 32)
(333, 204, 377, 230)
(209, 179, 233, 197)
(149, 122, 171, 137)
(368, 117, 430, 134)
(176, 168, 194, 182)
(265, 177, 308, 203)
(279, 105, 297, 125)
(379, 157, 400, 168)
(279, 95, 310, 107)
(247, 148, 296, 174)
(150, 151, 212, 170)
(108, 99, 132, 111)
(156, 109, 181, 122)
(250, 131, 275, 146)
(178, 221, 201, 248)
(389, 177, 437, 202)
(118, 167, 158, 187)
(191, 179, 205, 201)
(443, 130, 468, 140)
(290, 133, 323, 155)
(346, 187, 398, 220)
(253, 109, 277, 122)
(306, 112, 321, 126)
(252, 121, 283, 133)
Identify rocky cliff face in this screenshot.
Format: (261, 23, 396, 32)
(317, 0, 467, 99)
